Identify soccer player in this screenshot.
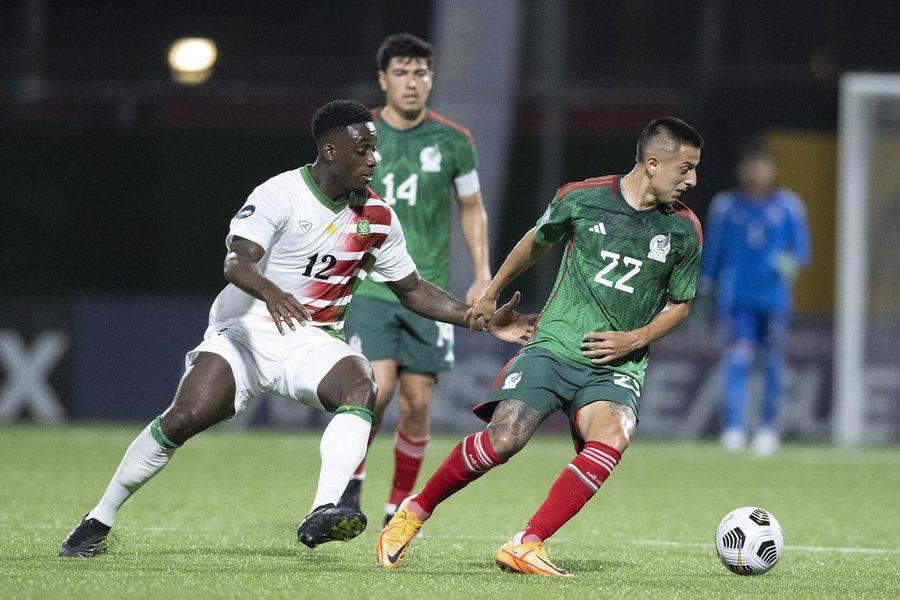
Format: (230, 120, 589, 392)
(699, 145, 810, 455)
(58, 100, 533, 558)
(340, 33, 491, 524)
(377, 117, 705, 576)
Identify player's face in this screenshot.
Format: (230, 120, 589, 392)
(648, 145, 701, 205)
(331, 122, 378, 195)
(379, 57, 433, 117)
(737, 155, 776, 193)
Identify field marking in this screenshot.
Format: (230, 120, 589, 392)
(11, 523, 899, 556)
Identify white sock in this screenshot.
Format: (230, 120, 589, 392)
(310, 411, 371, 511)
(87, 424, 176, 526)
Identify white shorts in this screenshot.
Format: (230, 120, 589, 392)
(185, 318, 364, 417)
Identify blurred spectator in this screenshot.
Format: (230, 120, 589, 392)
(698, 144, 810, 455)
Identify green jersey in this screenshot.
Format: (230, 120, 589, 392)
(525, 175, 702, 384)
(355, 109, 479, 302)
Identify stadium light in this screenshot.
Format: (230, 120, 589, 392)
(167, 37, 217, 85)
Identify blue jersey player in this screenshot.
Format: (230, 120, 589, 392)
(699, 145, 810, 455)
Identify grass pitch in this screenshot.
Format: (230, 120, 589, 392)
(1, 424, 897, 599)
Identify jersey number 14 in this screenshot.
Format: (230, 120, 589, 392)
(382, 173, 418, 207)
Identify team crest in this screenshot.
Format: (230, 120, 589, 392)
(502, 371, 522, 390)
(648, 234, 671, 263)
(356, 219, 371, 237)
(298, 220, 312, 233)
(420, 146, 442, 172)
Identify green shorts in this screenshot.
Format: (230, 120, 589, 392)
(474, 346, 641, 441)
(344, 295, 454, 376)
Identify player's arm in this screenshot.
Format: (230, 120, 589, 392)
(465, 227, 553, 329)
(457, 190, 492, 304)
(224, 237, 311, 335)
(386, 272, 535, 344)
(581, 299, 691, 365)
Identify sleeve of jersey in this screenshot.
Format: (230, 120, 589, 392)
(668, 231, 702, 302)
(225, 183, 290, 251)
(369, 209, 418, 283)
(453, 138, 480, 197)
(533, 195, 574, 244)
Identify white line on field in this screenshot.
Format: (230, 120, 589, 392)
(12, 524, 898, 555)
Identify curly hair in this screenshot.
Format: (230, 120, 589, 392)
(311, 99, 372, 142)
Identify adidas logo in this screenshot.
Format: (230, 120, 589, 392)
(589, 222, 606, 234)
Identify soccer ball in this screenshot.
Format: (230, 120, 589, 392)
(715, 506, 784, 575)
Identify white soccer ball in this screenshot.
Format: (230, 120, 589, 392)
(715, 506, 784, 575)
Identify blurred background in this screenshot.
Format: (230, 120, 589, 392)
(1, 0, 898, 443)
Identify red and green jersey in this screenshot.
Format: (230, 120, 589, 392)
(526, 175, 702, 384)
(354, 109, 479, 302)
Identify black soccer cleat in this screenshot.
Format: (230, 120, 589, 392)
(337, 478, 362, 511)
(59, 516, 111, 558)
(297, 503, 367, 549)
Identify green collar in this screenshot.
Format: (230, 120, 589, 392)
(300, 165, 347, 213)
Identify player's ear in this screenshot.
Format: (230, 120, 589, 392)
(646, 155, 659, 177)
(378, 70, 388, 92)
(321, 142, 336, 163)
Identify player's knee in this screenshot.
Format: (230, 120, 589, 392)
(160, 407, 200, 445)
(343, 376, 377, 412)
(485, 427, 529, 460)
(399, 392, 431, 422)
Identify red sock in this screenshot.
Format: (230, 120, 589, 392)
(388, 429, 429, 505)
(352, 423, 380, 478)
(522, 441, 621, 541)
(415, 430, 505, 515)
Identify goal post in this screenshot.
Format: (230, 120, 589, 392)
(834, 73, 900, 445)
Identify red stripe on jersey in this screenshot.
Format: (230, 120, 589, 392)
(672, 200, 703, 245)
(327, 254, 376, 279)
(307, 304, 345, 324)
(555, 175, 616, 201)
(302, 278, 356, 302)
(351, 202, 392, 225)
(426, 110, 475, 143)
(336, 231, 388, 253)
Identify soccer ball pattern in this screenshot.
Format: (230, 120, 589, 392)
(715, 507, 784, 575)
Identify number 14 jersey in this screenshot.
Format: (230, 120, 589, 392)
(208, 165, 416, 335)
(526, 175, 702, 384)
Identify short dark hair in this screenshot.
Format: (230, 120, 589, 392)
(377, 33, 433, 72)
(635, 117, 705, 162)
(311, 99, 372, 142)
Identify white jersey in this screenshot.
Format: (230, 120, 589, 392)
(208, 165, 416, 333)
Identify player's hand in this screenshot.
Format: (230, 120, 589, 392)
(465, 292, 498, 331)
(580, 330, 646, 364)
(465, 276, 492, 306)
(488, 291, 537, 345)
(261, 286, 312, 335)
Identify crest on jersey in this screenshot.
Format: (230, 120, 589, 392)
(298, 220, 312, 233)
(356, 219, 371, 237)
(235, 205, 255, 219)
(502, 371, 522, 390)
(648, 234, 671, 263)
(420, 146, 442, 172)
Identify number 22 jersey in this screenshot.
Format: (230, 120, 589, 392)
(526, 175, 703, 384)
(208, 165, 416, 335)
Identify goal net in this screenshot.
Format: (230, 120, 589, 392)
(834, 73, 900, 445)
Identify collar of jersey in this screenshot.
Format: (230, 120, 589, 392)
(374, 107, 431, 134)
(299, 165, 348, 214)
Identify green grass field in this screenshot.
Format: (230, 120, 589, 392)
(1, 425, 897, 599)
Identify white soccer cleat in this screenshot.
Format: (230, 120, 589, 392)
(720, 428, 747, 452)
(752, 428, 780, 456)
